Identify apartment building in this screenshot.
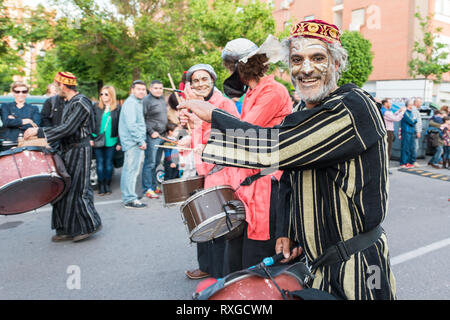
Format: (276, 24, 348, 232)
(272, 0, 450, 105)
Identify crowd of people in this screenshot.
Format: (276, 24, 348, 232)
(3, 17, 450, 300)
(376, 97, 449, 171)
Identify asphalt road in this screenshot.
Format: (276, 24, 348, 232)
(0, 159, 449, 300)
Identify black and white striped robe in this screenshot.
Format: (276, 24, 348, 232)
(201, 84, 396, 300)
(40, 93, 102, 237)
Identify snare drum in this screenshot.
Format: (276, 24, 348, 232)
(161, 175, 204, 206)
(0, 146, 71, 215)
(180, 185, 245, 243)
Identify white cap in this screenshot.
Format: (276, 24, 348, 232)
(221, 38, 258, 63)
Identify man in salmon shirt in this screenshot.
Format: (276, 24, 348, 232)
(193, 37, 293, 273)
(182, 64, 240, 280)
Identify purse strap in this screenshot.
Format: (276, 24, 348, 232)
(100, 116, 110, 134)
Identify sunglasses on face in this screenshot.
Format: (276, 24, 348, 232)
(100, 93, 109, 96)
(13, 90, 28, 94)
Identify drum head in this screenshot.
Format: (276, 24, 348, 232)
(0, 175, 65, 215)
(190, 212, 245, 243)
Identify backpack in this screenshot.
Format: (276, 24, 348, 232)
(427, 130, 441, 148)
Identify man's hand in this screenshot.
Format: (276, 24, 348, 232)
(170, 163, 176, 168)
(178, 101, 215, 124)
(275, 237, 302, 264)
(139, 142, 147, 150)
(151, 131, 159, 139)
(23, 127, 38, 140)
(116, 144, 121, 151)
(416, 132, 421, 139)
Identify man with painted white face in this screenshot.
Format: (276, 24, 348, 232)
(179, 20, 396, 300)
(183, 64, 240, 280)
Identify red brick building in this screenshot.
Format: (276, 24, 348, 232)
(271, 0, 450, 105)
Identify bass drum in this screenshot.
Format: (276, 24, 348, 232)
(210, 273, 303, 300)
(0, 146, 71, 215)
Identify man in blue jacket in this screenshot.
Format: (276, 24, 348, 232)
(400, 100, 418, 168)
(119, 80, 148, 209)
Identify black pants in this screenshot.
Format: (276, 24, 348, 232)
(163, 160, 179, 180)
(223, 179, 279, 274)
(197, 236, 226, 278)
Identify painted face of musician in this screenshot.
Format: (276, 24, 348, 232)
(289, 37, 338, 105)
(190, 70, 214, 97)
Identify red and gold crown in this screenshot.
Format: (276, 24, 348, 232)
(54, 71, 77, 86)
(290, 19, 341, 44)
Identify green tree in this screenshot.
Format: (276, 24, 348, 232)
(338, 30, 374, 88)
(408, 12, 450, 82)
(33, 0, 277, 96)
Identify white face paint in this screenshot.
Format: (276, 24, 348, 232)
(191, 70, 214, 97)
(289, 38, 338, 105)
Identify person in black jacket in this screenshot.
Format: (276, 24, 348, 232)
(141, 80, 168, 199)
(41, 94, 67, 127)
(90, 85, 121, 195)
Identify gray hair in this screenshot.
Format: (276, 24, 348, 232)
(281, 37, 349, 82)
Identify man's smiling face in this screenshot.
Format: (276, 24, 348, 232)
(290, 37, 338, 104)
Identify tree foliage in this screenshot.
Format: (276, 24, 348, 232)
(29, 0, 276, 98)
(338, 30, 374, 88)
(408, 12, 450, 82)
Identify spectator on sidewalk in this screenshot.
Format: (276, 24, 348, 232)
(162, 122, 180, 181)
(382, 99, 406, 170)
(91, 85, 121, 195)
(427, 110, 445, 169)
(441, 116, 450, 169)
(119, 80, 147, 209)
(400, 100, 418, 168)
(142, 80, 168, 199)
(412, 98, 423, 167)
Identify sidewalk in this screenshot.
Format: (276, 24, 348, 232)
(390, 156, 450, 176)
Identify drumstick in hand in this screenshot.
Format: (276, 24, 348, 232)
(168, 72, 192, 135)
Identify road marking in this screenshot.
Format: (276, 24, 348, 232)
(397, 167, 450, 182)
(391, 238, 450, 266)
(35, 199, 123, 213)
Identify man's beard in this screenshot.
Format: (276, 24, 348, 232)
(292, 69, 338, 105)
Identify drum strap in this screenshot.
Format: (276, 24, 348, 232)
(309, 225, 383, 272)
(239, 168, 277, 187)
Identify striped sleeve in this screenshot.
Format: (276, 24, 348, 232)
(202, 88, 386, 170)
(42, 98, 90, 143)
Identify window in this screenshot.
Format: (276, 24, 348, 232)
(334, 0, 343, 5)
(304, 15, 315, 21)
(334, 11, 343, 29)
(435, 0, 450, 16)
(350, 8, 365, 30)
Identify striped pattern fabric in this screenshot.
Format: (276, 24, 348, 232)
(43, 94, 101, 237)
(202, 84, 396, 299)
